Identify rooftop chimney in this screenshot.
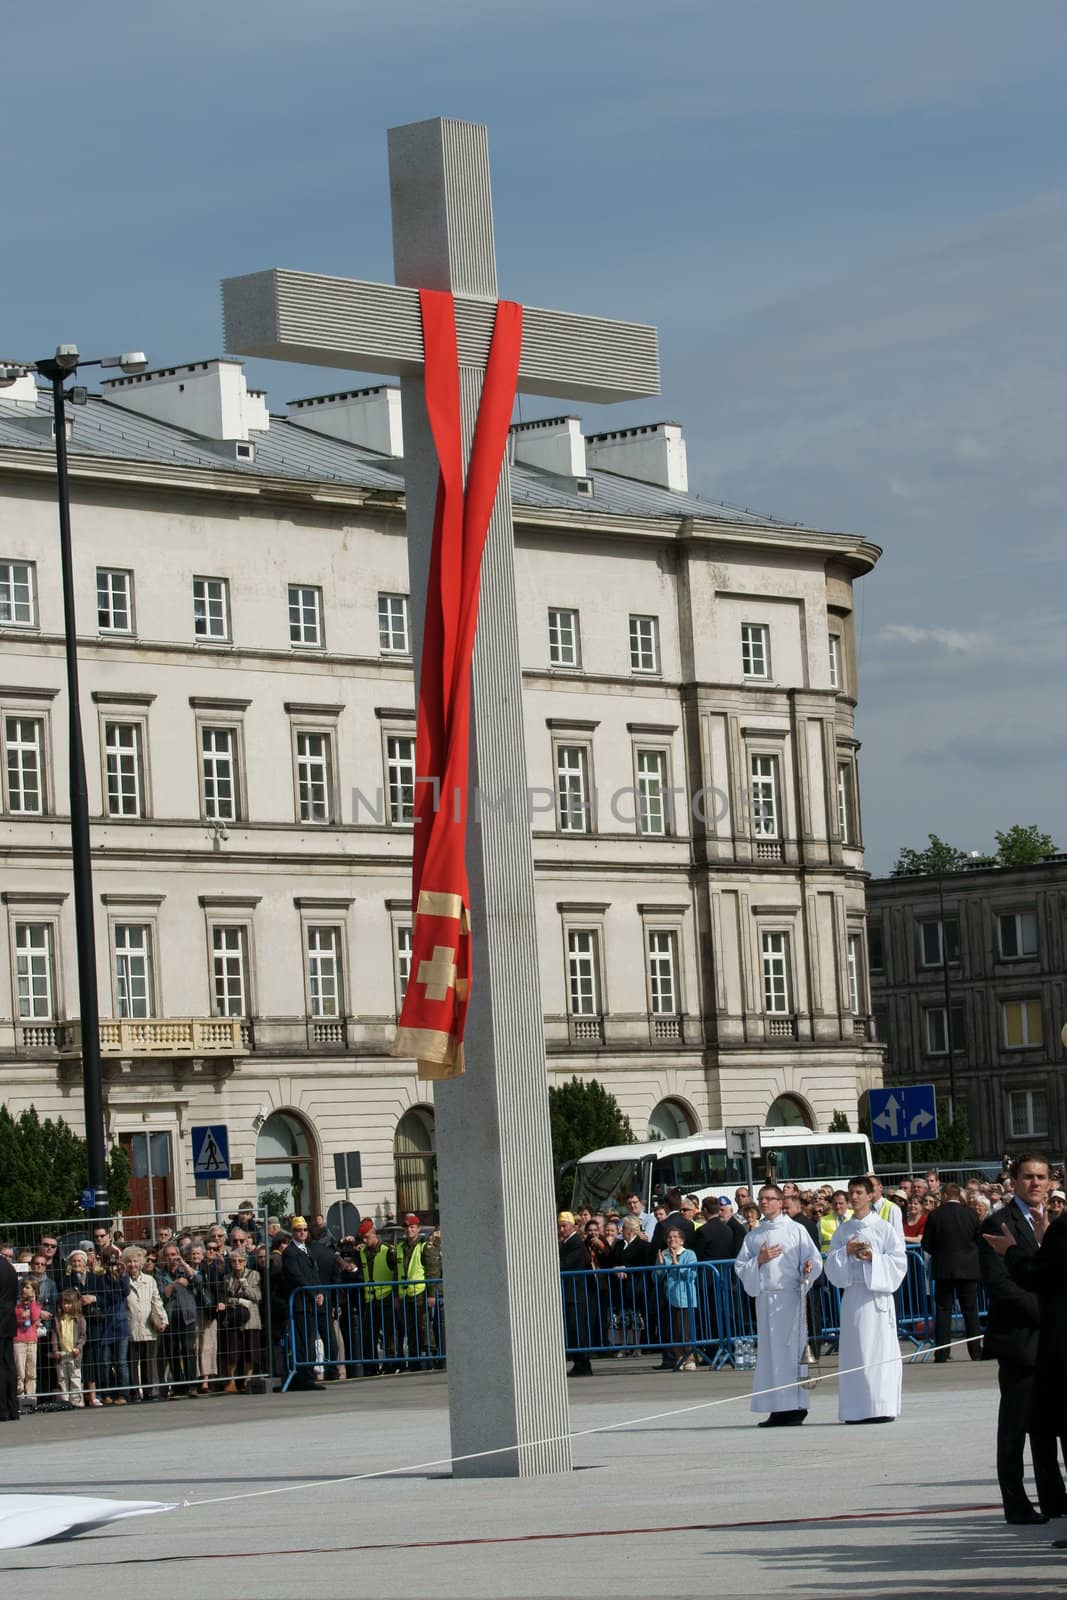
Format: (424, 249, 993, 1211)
(584, 421, 688, 493)
(101, 359, 269, 441)
(0, 368, 41, 408)
(287, 385, 403, 457)
(509, 415, 587, 479)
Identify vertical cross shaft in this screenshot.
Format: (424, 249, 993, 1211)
(388, 119, 572, 1477)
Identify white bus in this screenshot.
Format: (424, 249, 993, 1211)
(571, 1127, 875, 1214)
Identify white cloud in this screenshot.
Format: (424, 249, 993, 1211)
(879, 624, 989, 656)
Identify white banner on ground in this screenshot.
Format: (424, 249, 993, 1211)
(0, 1494, 178, 1550)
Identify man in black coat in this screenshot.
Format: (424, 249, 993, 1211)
(558, 1212, 592, 1376)
(0, 1255, 18, 1421)
(922, 1183, 982, 1362)
(281, 1218, 325, 1391)
(981, 1153, 1067, 1524)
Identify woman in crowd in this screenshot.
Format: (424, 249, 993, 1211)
(95, 1252, 132, 1403)
(186, 1239, 224, 1392)
(124, 1246, 167, 1401)
(220, 1251, 262, 1391)
(609, 1214, 655, 1353)
(62, 1249, 103, 1408)
(903, 1194, 927, 1240)
(656, 1224, 698, 1371)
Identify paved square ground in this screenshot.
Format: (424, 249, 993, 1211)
(2, 1357, 1065, 1598)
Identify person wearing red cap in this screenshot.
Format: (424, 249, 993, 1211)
(395, 1215, 442, 1371)
(355, 1222, 397, 1376)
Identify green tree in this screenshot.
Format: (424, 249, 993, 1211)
(891, 834, 971, 877)
(828, 1109, 851, 1132)
(995, 824, 1057, 867)
(0, 1104, 130, 1223)
(548, 1076, 634, 1208)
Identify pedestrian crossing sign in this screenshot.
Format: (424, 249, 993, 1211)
(191, 1123, 231, 1180)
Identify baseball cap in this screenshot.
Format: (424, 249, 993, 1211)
(717, 1195, 731, 1206)
(357, 1218, 375, 1237)
(1051, 1190, 1066, 1202)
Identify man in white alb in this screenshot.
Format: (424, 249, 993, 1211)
(824, 1174, 908, 1424)
(734, 1182, 822, 1427)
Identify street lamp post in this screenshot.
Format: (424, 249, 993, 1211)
(3, 345, 146, 1222)
(936, 874, 958, 1125)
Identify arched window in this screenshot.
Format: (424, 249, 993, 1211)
(394, 1107, 437, 1221)
(255, 1110, 318, 1218)
(766, 1094, 814, 1129)
(647, 1098, 697, 1142)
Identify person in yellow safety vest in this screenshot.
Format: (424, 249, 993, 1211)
(395, 1213, 443, 1371)
(821, 1190, 852, 1255)
(355, 1220, 397, 1375)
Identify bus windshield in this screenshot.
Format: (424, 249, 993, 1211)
(571, 1158, 649, 1213)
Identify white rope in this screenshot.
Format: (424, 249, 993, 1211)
(186, 1332, 982, 1508)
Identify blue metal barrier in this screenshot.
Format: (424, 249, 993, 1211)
(283, 1279, 444, 1391)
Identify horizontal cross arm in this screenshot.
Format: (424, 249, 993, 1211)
(222, 269, 659, 404)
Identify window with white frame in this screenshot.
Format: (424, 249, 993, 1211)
(629, 614, 659, 674)
(846, 932, 864, 1014)
(750, 754, 779, 837)
(741, 622, 770, 679)
(114, 924, 152, 1018)
(567, 929, 600, 1016)
(15, 923, 55, 1020)
(0, 561, 36, 627)
(636, 747, 668, 837)
(4, 716, 44, 814)
(761, 930, 790, 1014)
(998, 911, 1038, 960)
(396, 924, 413, 1002)
(828, 633, 842, 691)
(647, 930, 678, 1015)
(201, 727, 238, 822)
(288, 584, 323, 648)
(547, 607, 580, 668)
(920, 918, 960, 967)
(1002, 999, 1043, 1049)
(386, 734, 416, 824)
(295, 730, 334, 824)
(925, 1004, 965, 1055)
(193, 576, 230, 641)
(211, 926, 248, 1017)
(307, 926, 342, 1017)
(378, 593, 410, 654)
(1009, 1088, 1047, 1138)
(105, 722, 144, 817)
(97, 569, 133, 635)
(556, 744, 591, 834)
(837, 762, 854, 844)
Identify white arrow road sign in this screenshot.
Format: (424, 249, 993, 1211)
(909, 1108, 934, 1136)
(873, 1094, 902, 1140)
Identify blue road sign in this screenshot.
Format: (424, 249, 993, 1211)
(191, 1123, 231, 1180)
(80, 1188, 96, 1212)
(869, 1085, 938, 1145)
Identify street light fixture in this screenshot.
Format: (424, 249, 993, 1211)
(1, 345, 147, 1221)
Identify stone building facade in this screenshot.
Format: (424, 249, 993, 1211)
(0, 358, 883, 1227)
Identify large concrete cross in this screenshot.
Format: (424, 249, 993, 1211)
(223, 117, 659, 1478)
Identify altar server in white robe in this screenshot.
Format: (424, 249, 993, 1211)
(825, 1174, 908, 1424)
(734, 1183, 822, 1426)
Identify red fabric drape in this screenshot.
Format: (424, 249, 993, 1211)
(393, 289, 522, 1078)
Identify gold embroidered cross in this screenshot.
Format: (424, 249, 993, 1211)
(417, 944, 458, 1003)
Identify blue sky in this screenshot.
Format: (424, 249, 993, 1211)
(6, 1, 1066, 871)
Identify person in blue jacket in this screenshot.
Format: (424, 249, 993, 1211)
(95, 1253, 131, 1402)
(656, 1226, 698, 1371)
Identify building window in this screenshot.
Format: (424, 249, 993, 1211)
(295, 731, 334, 824)
(1002, 999, 1043, 1049)
(999, 911, 1038, 960)
(1009, 1088, 1048, 1139)
(97, 568, 133, 635)
(920, 918, 960, 967)
(636, 748, 668, 837)
(548, 607, 580, 668)
(556, 744, 591, 834)
(872, 1005, 889, 1045)
(761, 931, 790, 1014)
(828, 634, 841, 691)
(307, 926, 342, 1018)
(647, 930, 678, 1015)
(847, 933, 865, 1014)
(378, 593, 410, 655)
(868, 924, 884, 975)
(104, 722, 144, 818)
(837, 763, 855, 844)
(193, 576, 230, 641)
(396, 924, 413, 1002)
(629, 614, 659, 674)
(925, 1004, 965, 1055)
(212, 926, 248, 1017)
(288, 584, 323, 648)
(741, 622, 770, 680)
(4, 717, 44, 814)
(750, 754, 779, 837)
(201, 727, 239, 822)
(386, 734, 416, 824)
(115, 924, 152, 1018)
(567, 929, 600, 1017)
(15, 924, 55, 1020)
(0, 561, 36, 628)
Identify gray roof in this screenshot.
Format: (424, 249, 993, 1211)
(0, 389, 805, 531)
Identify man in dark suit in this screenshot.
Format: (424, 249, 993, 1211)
(922, 1182, 982, 1362)
(281, 1217, 325, 1391)
(0, 1254, 18, 1421)
(981, 1152, 1067, 1524)
(559, 1212, 592, 1376)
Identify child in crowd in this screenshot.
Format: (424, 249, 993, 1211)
(50, 1288, 87, 1409)
(14, 1277, 42, 1404)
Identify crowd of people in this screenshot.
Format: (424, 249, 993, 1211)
(0, 1200, 444, 1417)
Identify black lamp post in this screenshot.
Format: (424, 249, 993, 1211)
(5, 345, 146, 1221)
(936, 874, 957, 1125)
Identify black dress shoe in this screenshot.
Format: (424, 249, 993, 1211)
(1005, 1508, 1049, 1525)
